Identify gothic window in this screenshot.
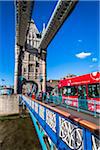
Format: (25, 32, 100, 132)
(36, 68, 38, 73)
(29, 39, 31, 45)
(29, 64, 34, 72)
(35, 76, 37, 79)
(28, 76, 33, 80)
(36, 61, 39, 67)
(23, 68, 26, 73)
(32, 34, 34, 38)
(35, 41, 37, 47)
(32, 40, 34, 46)
(29, 33, 31, 38)
(29, 54, 34, 61)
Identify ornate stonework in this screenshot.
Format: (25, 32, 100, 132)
(14, 20, 47, 93)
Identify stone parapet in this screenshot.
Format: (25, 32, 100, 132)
(0, 95, 19, 116)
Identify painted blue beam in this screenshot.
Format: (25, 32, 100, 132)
(30, 111, 47, 150)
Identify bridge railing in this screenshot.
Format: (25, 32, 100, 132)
(41, 95, 100, 117)
(20, 95, 100, 150)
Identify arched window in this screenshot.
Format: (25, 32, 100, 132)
(23, 67, 26, 73)
(29, 54, 34, 61)
(29, 64, 34, 72)
(29, 33, 31, 38)
(32, 33, 34, 38)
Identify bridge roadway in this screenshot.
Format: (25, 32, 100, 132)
(32, 98, 100, 135)
(47, 103, 99, 125)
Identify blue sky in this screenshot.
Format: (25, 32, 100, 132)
(33, 0, 99, 80)
(0, 1, 15, 85)
(0, 1, 99, 85)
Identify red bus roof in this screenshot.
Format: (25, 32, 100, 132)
(58, 72, 100, 87)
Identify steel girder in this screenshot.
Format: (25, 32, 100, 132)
(38, 0, 78, 50)
(16, 1, 34, 47)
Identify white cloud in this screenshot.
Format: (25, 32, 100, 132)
(75, 52, 91, 59)
(89, 65, 94, 68)
(92, 58, 97, 62)
(78, 40, 82, 42)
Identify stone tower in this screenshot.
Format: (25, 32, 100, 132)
(14, 20, 46, 94)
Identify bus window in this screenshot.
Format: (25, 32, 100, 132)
(68, 88, 71, 96)
(71, 86, 77, 96)
(62, 86, 77, 96)
(88, 83, 100, 98)
(63, 87, 68, 95)
(78, 85, 86, 99)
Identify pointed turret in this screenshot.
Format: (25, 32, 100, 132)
(42, 23, 46, 36)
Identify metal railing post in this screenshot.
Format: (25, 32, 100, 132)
(94, 100, 97, 117)
(78, 99, 80, 112)
(46, 95, 48, 103)
(50, 94, 52, 103)
(59, 95, 62, 105)
(66, 99, 69, 109)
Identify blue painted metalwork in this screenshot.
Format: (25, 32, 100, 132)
(20, 95, 100, 150)
(30, 111, 47, 150)
(85, 129, 92, 150)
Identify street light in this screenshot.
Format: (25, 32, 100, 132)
(39, 75, 43, 91)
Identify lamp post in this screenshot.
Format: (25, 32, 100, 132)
(40, 75, 43, 91)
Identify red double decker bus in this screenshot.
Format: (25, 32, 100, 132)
(58, 72, 100, 113)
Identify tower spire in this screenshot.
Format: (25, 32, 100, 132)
(42, 23, 45, 35)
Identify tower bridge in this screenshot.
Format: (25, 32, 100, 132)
(14, 0, 78, 94)
(13, 1, 100, 149)
(14, 1, 34, 94)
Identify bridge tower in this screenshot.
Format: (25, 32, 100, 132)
(14, 19, 47, 94)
